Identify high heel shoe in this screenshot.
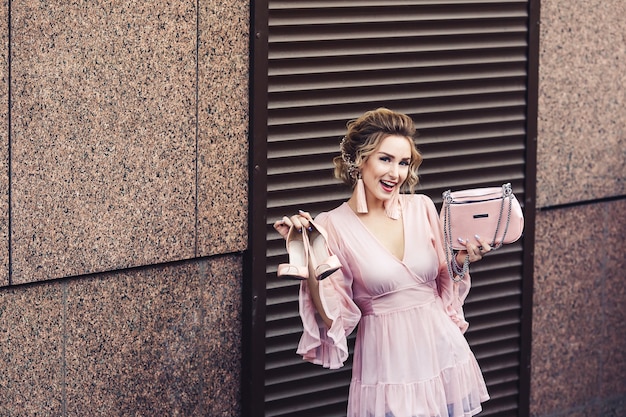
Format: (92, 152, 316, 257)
(277, 226, 309, 280)
(308, 220, 342, 280)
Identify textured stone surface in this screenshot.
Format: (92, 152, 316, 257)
(602, 200, 626, 397)
(64, 257, 242, 416)
(536, 0, 626, 208)
(531, 206, 603, 414)
(0, 1, 7, 286)
(531, 200, 626, 416)
(0, 284, 64, 416)
(10, 1, 197, 283)
(197, 0, 249, 256)
(0, 256, 242, 416)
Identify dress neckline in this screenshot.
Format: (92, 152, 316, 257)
(340, 197, 408, 263)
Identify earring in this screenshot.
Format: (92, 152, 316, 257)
(355, 174, 368, 213)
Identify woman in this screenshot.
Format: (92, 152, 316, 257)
(273, 108, 490, 417)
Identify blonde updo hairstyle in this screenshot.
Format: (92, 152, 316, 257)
(333, 108, 422, 193)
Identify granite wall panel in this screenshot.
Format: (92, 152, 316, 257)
(65, 256, 242, 416)
(531, 200, 626, 416)
(0, 256, 242, 416)
(537, 0, 626, 208)
(601, 200, 626, 398)
(0, 283, 64, 416)
(197, 0, 249, 256)
(10, 0, 198, 284)
(0, 1, 8, 286)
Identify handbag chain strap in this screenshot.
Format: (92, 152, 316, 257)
(491, 183, 513, 250)
(442, 190, 466, 282)
(442, 183, 513, 282)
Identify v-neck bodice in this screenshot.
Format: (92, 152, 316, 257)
(344, 202, 407, 263)
(333, 197, 440, 300)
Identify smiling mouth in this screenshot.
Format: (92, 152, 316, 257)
(380, 180, 396, 193)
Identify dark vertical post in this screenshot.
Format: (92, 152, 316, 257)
(519, 0, 541, 414)
(242, 1, 269, 416)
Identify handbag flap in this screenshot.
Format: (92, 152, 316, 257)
(448, 187, 503, 201)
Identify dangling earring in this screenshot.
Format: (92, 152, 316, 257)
(384, 186, 400, 220)
(355, 173, 368, 214)
(341, 135, 368, 213)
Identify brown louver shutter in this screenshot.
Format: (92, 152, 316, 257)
(254, 1, 537, 416)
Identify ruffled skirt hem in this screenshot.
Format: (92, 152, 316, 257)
(347, 356, 489, 417)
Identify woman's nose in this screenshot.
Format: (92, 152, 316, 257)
(389, 164, 399, 178)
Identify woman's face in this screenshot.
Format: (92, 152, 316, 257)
(359, 134, 412, 206)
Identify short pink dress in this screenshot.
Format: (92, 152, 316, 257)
(297, 194, 489, 417)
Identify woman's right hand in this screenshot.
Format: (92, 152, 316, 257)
(273, 210, 313, 240)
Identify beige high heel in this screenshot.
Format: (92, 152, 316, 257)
(277, 226, 309, 280)
(308, 220, 342, 280)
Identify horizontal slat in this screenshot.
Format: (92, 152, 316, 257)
(269, 48, 527, 76)
(267, 104, 526, 130)
(266, 391, 350, 417)
(266, 117, 525, 144)
(266, 361, 353, 387)
(269, 3, 528, 25)
(269, 36, 527, 60)
(270, 74, 526, 99)
(270, 0, 527, 8)
(270, 19, 527, 44)
(269, 88, 527, 115)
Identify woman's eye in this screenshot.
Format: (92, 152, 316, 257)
(380, 156, 391, 162)
(400, 160, 410, 166)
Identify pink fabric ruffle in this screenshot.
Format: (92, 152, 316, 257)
(297, 274, 361, 369)
(348, 356, 489, 417)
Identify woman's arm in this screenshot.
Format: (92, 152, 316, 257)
(274, 210, 333, 328)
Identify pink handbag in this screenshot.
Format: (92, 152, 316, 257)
(440, 183, 524, 280)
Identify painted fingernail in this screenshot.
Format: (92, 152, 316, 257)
(475, 234, 481, 240)
(458, 237, 465, 243)
(307, 226, 313, 232)
(298, 209, 305, 214)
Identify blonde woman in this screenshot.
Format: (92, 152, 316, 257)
(274, 108, 490, 417)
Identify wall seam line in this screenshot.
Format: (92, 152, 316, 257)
(194, 0, 200, 258)
(0, 250, 245, 290)
(62, 282, 68, 416)
(538, 194, 626, 212)
(7, 0, 12, 286)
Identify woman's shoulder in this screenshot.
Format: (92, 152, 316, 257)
(402, 193, 440, 222)
(314, 202, 351, 226)
(402, 193, 436, 209)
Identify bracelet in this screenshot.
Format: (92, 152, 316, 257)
(451, 251, 462, 272)
(450, 251, 469, 281)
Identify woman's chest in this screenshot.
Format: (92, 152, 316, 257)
(357, 216, 405, 261)
(346, 232, 440, 296)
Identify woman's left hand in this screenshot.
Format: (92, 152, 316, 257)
(456, 235, 494, 264)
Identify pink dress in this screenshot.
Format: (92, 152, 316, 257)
(297, 194, 489, 417)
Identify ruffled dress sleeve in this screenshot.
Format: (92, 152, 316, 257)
(423, 195, 472, 333)
(296, 212, 362, 370)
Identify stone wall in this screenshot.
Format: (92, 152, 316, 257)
(0, 1, 248, 415)
(532, 0, 626, 415)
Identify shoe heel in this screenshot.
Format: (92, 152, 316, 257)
(277, 226, 309, 280)
(309, 220, 341, 280)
